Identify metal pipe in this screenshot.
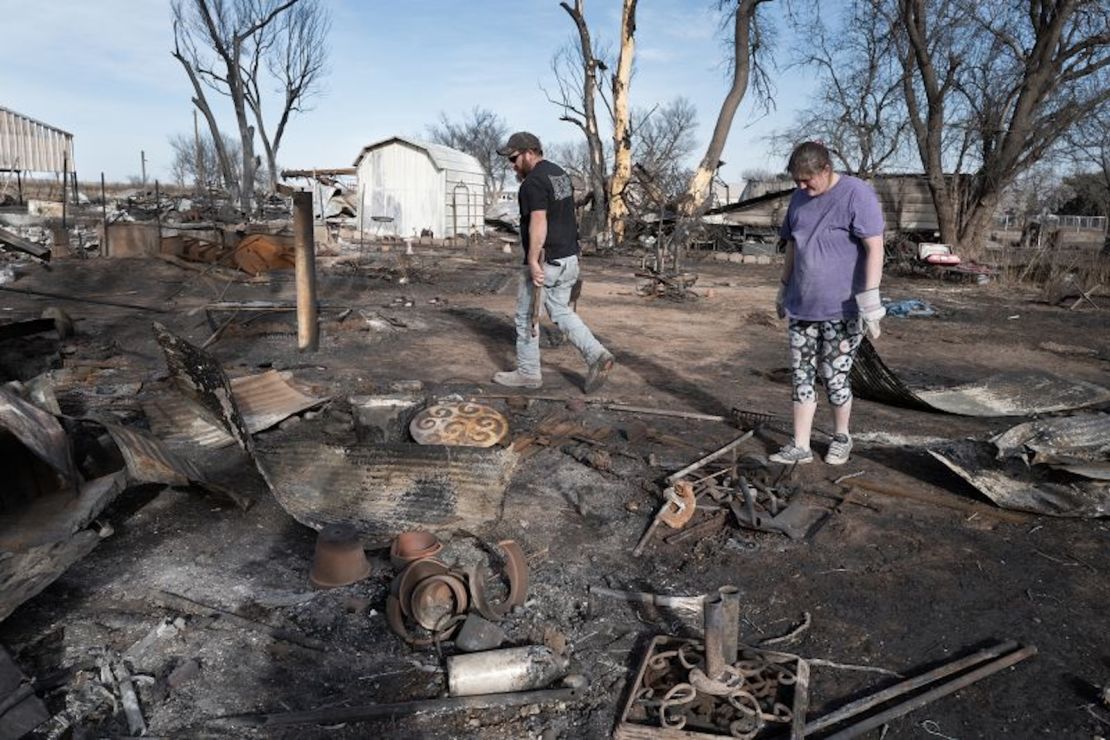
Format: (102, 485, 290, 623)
(101, 172, 108, 257)
(292, 191, 318, 351)
(155, 179, 162, 250)
(61, 152, 67, 228)
(666, 430, 754, 485)
(446, 645, 568, 697)
(824, 645, 1037, 739)
(357, 183, 364, 254)
(703, 591, 727, 680)
(718, 586, 740, 665)
(804, 640, 1021, 735)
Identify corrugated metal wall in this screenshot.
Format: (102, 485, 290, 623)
(356, 139, 486, 238)
(0, 107, 74, 173)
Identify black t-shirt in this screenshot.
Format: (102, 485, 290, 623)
(518, 159, 579, 264)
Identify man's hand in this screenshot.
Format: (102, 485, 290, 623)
(529, 261, 544, 287)
(775, 281, 787, 319)
(855, 287, 885, 339)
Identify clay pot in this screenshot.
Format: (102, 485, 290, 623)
(389, 530, 443, 569)
(309, 524, 371, 589)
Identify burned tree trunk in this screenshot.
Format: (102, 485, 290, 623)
(559, 0, 609, 238)
(679, 0, 768, 217)
(608, 0, 638, 246)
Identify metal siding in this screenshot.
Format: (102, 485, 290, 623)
(357, 142, 443, 237)
(0, 108, 73, 173)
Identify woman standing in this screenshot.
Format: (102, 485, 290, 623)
(770, 142, 885, 466)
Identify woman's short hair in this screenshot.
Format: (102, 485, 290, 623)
(787, 141, 832, 177)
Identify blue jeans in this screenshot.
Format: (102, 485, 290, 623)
(514, 255, 606, 376)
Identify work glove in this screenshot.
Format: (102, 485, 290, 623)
(775, 282, 787, 319)
(855, 287, 885, 339)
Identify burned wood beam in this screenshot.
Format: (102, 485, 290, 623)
(0, 226, 51, 260)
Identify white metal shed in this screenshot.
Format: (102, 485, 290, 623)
(353, 136, 486, 239)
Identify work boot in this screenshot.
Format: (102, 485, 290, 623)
(492, 369, 542, 389)
(583, 351, 615, 394)
(824, 433, 853, 465)
(768, 443, 814, 465)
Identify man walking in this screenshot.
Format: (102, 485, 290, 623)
(492, 131, 614, 393)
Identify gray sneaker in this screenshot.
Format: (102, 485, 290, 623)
(825, 433, 853, 465)
(492, 369, 542, 389)
(583, 351, 614, 394)
(768, 443, 814, 464)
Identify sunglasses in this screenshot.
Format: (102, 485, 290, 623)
(508, 152, 521, 163)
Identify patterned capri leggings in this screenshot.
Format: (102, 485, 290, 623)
(788, 318, 864, 406)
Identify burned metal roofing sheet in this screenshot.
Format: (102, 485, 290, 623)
(929, 441, 1109, 517)
(0, 386, 77, 490)
(153, 322, 253, 452)
(256, 441, 518, 546)
(991, 413, 1110, 461)
(851, 339, 1110, 416)
(143, 370, 329, 449)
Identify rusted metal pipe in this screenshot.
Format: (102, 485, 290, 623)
(666, 431, 754, 485)
(823, 644, 1037, 739)
(703, 591, 727, 680)
(804, 640, 1022, 735)
(100, 172, 108, 256)
(292, 191, 318, 351)
(718, 586, 740, 666)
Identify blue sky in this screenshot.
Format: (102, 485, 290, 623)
(0, 0, 819, 184)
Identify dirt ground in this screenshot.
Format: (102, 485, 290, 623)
(1, 239, 1108, 739)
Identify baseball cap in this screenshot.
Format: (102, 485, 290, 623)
(497, 131, 542, 156)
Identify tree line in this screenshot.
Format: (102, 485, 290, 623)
(166, 0, 1108, 259)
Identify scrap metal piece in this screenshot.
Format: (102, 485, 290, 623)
(256, 441, 518, 545)
(152, 322, 254, 453)
(851, 337, 1110, 416)
(143, 370, 329, 450)
(98, 421, 205, 487)
(96, 420, 251, 509)
(469, 540, 529, 622)
(0, 386, 77, 491)
(929, 441, 1109, 517)
(1, 472, 127, 622)
(991, 412, 1110, 464)
(409, 401, 509, 447)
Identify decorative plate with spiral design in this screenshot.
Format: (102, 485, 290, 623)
(409, 402, 509, 447)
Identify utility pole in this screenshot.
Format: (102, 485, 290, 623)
(141, 150, 147, 185)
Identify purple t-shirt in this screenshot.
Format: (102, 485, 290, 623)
(779, 175, 884, 321)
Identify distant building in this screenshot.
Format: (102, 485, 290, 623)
(707, 174, 955, 239)
(353, 136, 485, 239)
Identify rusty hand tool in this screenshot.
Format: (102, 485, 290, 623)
(632, 482, 696, 557)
